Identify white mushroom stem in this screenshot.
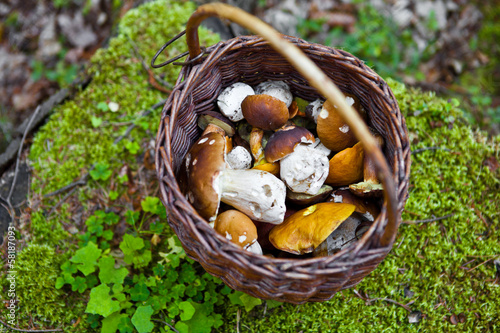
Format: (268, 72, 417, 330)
(217, 82, 255, 122)
(244, 240, 263, 255)
(307, 99, 324, 123)
(219, 169, 286, 224)
(226, 146, 252, 170)
(280, 143, 329, 195)
(311, 138, 331, 156)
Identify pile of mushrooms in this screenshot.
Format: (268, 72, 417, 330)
(182, 80, 385, 258)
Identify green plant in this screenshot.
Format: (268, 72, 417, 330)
(55, 198, 267, 333)
(30, 49, 78, 86)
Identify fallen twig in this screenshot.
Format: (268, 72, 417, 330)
(466, 255, 500, 272)
(44, 175, 89, 198)
(151, 319, 179, 333)
(0, 105, 42, 223)
(402, 213, 454, 224)
(352, 290, 412, 312)
(0, 318, 62, 332)
(113, 99, 167, 145)
(411, 146, 451, 154)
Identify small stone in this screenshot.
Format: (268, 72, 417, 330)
(408, 311, 422, 324)
(108, 102, 119, 112)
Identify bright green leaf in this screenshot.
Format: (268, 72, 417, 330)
(179, 301, 196, 321)
(86, 284, 120, 317)
(239, 293, 262, 312)
(70, 241, 102, 276)
(91, 116, 103, 128)
(131, 305, 154, 333)
(90, 163, 112, 181)
(98, 256, 129, 285)
(102, 311, 127, 333)
(97, 101, 109, 111)
(141, 196, 160, 213)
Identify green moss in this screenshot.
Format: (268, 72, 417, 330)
(29, 0, 220, 194)
(220, 80, 500, 332)
(0, 244, 85, 326)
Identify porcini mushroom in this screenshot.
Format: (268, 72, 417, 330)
(226, 146, 252, 170)
(255, 80, 293, 107)
(313, 212, 367, 257)
(184, 131, 286, 224)
(198, 111, 236, 136)
(316, 93, 364, 152)
(269, 202, 356, 254)
(264, 124, 315, 163)
(324, 141, 364, 187)
(217, 82, 255, 122)
(214, 210, 262, 254)
(280, 143, 329, 195)
(349, 133, 385, 198)
(241, 94, 289, 131)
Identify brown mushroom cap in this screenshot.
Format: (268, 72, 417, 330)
(324, 142, 364, 187)
(316, 94, 363, 152)
(264, 125, 315, 163)
(241, 94, 289, 131)
(214, 210, 258, 248)
(269, 202, 356, 254)
(184, 132, 226, 222)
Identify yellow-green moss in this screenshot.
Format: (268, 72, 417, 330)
(29, 0, 219, 194)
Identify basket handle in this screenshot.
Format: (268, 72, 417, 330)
(185, 3, 399, 248)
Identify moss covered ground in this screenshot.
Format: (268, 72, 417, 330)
(1, 0, 499, 332)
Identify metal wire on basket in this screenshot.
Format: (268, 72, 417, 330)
(151, 30, 208, 68)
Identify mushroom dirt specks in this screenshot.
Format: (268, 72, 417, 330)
(255, 80, 293, 107)
(280, 143, 329, 195)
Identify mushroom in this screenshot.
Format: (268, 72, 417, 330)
(264, 124, 315, 163)
(255, 80, 293, 107)
(220, 168, 286, 224)
(184, 131, 286, 224)
(280, 143, 329, 195)
(241, 94, 289, 131)
(328, 187, 380, 221)
(217, 82, 255, 122)
(312, 212, 367, 257)
(286, 185, 333, 206)
(316, 93, 364, 152)
(226, 146, 252, 170)
(304, 98, 324, 123)
(269, 202, 356, 255)
(214, 210, 262, 254)
(324, 141, 364, 187)
(198, 111, 236, 136)
(349, 133, 385, 198)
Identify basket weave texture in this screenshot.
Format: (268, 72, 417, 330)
(155, 35, 411, 303)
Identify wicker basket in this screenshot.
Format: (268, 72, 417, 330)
(155, 3, 411, 303)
